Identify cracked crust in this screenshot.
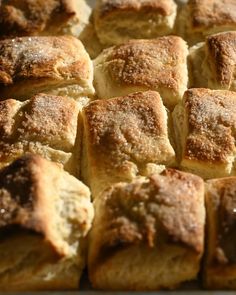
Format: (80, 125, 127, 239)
(205, 177, 236, 289)
(0, 93, 81, 175)
(172, 88, 236, 179)
(0, 0, 91, 39)
(82, 91, 176, 197)
(0, 36, 94, 100)
(89, 169, 205, 290)
(93, 36, 188, 109)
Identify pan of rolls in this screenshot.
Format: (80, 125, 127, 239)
(0, 0, 236, 292)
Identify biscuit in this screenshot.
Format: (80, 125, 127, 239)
(0, 36, 94, 104)
(0, 0, 91, 39)
(172, 88, 236, 179)
(0, 93, 81, 176)
(81, 91, 176, 197)
(93, 37, 188, 110)
(0, 154, 94, 290)
(89, 169, 205, 290)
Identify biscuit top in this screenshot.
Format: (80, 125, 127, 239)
(96, 0, 176, 18)
(0, 154, 92, 256)
(97, 169, 204, 253)
(83, 91, 174, 173)
(183, 88, 236, 163)
(206, 32, 236, 88)
(189, 0, 236, 31)
(96, 37, 187, 93)
(0, 155, 61, 248)
(0, 0, 78, 38)
(206, 177, 236, 264)
(0, 93, 79, 152)
(0, 36, 91, 87)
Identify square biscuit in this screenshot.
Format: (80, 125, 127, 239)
(0, 36, 94, 103)
(89, 169, 205, 290)
(0, 154, 94, 291)
(82, 91, 176, 197)
(178, 0, 236, 45)
(205, 177, 236, 289)
(94, 0, 177, 46)
(189, 31, 236, 91)
(0, 93, 82, 176)
(172, 88, 236, 179)
(93, 36, 188, 110)
(0, 0, 91, 39)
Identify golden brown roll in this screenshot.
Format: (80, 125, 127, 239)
(93, 0, 177, 46)
(0, 0, 91, 39)
(93, 36, 188, 110)
(189, 31, 236, 91)
(81, 91, 176, 197)
(178, 0, 236, 45)
(205, 177, 236, 289)
(0, 93, 81, 176)
(88, 169, 205, 290)
(0, 36, 94, 103)
(0, 154, 94, 291)
(172, 88, 236, 179)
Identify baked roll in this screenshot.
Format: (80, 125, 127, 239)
(0, 0, 91, 39)
(79, 12, 104, 59)
(205, 177, 236, 289)
(0, 154, 94, 291)
(172, 88, 236, 179)
(178, 0, 236, 45)
(93, 36, 188, 110)
(0, 36, 94, 103)
(82, 91, 176, 197)
(0, 93, 81, 176)
(189, 31, 236, 91)
(89, 169, 205, 290)
(93, 0, 177, 46)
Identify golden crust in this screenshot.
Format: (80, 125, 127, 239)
(183, 88, 236, 163)
(0, 93, 79, 151)
(82, 91, 175, 196)
(93, 37, 188, 109)
(0, 93, 80, 174)
(0, 154, 63, 254)
(96, 0, 176, 18)
(206, 31, 236, 89)
(98, 169, 204, 253)
(205, 177, 236, 289)
(0, 0, 80, 38)
(0, 36, 94, 99)
(89, 168, 205, 287)
(189, 0, 236, 31)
